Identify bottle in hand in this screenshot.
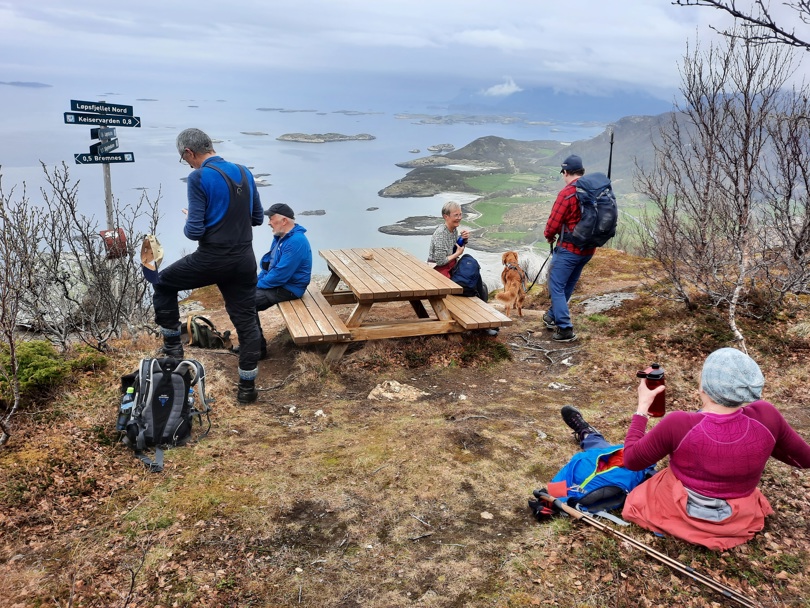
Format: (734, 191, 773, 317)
(636, 363, 666, 417)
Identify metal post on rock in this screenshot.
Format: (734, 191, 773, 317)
(102, 162, 114, 231)
(98, 100, 114, 231)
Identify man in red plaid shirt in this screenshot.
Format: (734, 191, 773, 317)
(542, 154, 595, 342)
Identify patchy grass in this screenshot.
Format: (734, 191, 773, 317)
(1, 250, 809, 607)
(465, 173, 544, 192)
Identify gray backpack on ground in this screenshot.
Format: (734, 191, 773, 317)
(120, 357, 211, 472)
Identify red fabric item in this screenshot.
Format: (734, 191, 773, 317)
(544, 178, 596, 256)
(433, 259, 456, 278)
(547, 480, 568, 498)
(622, 467, 773, 551)
(596, 450, 624, 472)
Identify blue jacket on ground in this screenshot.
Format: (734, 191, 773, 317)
(257, 224, 312, 297)
(551, 443, 655, 502)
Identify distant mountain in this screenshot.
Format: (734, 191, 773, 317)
(548, 113, 680, 191)
(379, 112, 682, 197)
(446, 86, 674, 123)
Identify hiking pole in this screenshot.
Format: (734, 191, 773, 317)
(534, 491, 761, 608)
(525, 241, 554, 293)
(607, 128, 614, 180)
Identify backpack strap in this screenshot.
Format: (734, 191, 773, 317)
(177, 358, 212, 440)
(134, 447, 165, 473)
(187, 316, 197, 346)
(132, 358, 165, 472)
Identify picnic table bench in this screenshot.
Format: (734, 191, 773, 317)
(277, 285, 351, 344)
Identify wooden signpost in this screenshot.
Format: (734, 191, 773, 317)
(64, 99, 140, 232)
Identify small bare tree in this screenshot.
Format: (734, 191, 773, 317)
(636, 29, 809, 350)
(24, 162, 161, 351)
(675, 0, 810, 50)
(0, 173, 42, 446)
(757, 89, 810, 298)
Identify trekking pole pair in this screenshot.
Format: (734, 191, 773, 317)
(534, 490, 761, 608)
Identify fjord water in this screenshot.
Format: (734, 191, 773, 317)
(0, 85, 604, 277)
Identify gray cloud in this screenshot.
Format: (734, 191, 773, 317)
(0, 0, 770, 103)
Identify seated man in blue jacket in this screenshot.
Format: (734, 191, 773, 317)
(240, 203, 312, 358)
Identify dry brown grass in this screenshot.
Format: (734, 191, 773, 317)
(1, 250, 810, 607)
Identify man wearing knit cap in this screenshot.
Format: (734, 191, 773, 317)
(235, 203, 311, 359)
(617, 347, 810, 551)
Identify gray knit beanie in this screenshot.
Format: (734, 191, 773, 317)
(700, 347, 764, 407)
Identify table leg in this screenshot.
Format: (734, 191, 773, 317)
(324, 302, 372, 365)
(428, 297, 453, 321)
(410, 299, 430, 319)
(323, 271, 340, 295)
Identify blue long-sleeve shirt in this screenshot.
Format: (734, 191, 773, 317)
(257, 224, 312, 297)
(184, 156, 263, 240)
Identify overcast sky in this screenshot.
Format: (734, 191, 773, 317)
(0, 1, 737, 104)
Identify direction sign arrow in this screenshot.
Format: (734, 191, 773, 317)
(91, 127, 117, 140)
(70, 99, 134, 116)
(74, 152, 135, 165)
(64, 112, 141, 128)
(90, 138, 119, 155)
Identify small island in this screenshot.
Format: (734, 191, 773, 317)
(427, 143, 455, 153)
(277, 133, 376, 143)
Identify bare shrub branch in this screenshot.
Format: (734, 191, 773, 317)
(635, 29, 810, 348)
(0, 170, 43, 445)
(675, 0, 810, 50)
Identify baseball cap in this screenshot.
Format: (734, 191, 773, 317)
(560, 154, 584, 173)
(264, 203, 295, 219)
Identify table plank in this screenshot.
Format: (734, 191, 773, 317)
(377, 247, 460, 295)
(443, 295, 513, 329)
(321, 248, 440, 302)
(344, 248, 415, 298)
(377, 247, 462, 297)
(370, 248, 435, 296)
(320, 251, 377, 301)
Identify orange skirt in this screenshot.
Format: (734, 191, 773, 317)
(622, 467, 773, 551)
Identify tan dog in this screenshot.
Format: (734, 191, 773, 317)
(496, 251, 526, 317)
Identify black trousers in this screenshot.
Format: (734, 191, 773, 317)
(153, 246, 260, 371)
(255, 286, 298, 347)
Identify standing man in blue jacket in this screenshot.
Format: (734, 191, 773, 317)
(251, 203, 312, 359)
(153, 128, 264, 404)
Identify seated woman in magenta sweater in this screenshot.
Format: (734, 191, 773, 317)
(621, 348, 810, 551)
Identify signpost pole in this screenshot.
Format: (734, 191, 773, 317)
(102, 163, 114, 230)
(66, 98, 139, 232)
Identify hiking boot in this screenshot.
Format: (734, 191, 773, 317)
(552, 326, 577, 342)
(160, 333, 184, 358)
(561, 405, 599, 442)
(237, 378, 258, 405)
(542, 311, 556, 330)
(231, 344, 268, 360)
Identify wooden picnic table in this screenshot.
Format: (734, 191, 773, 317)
(310, 247, 511, 364)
